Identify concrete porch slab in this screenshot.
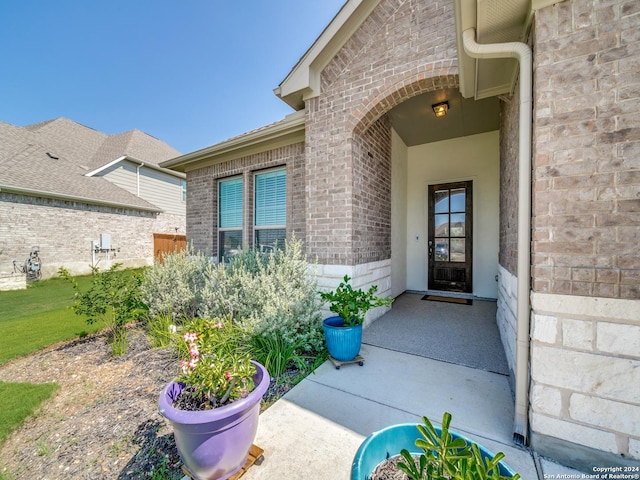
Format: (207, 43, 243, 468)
(242, 344, 538, 480)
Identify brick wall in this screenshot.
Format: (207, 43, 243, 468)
(304, 0, 459, 265)
(352, 115, 393, 264)
(532, 0, 640, 300)
(499, 95, 520, 277)
(527, 0, 640, 469)
(185, 143, 305, 257)
(0, 192, 185, 277)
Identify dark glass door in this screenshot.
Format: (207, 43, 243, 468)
(428, 181, 473, 293)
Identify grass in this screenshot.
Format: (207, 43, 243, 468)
(0, 275, 104, 365)
(0, 381, 59, 446)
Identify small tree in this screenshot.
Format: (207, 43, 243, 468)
(59, 264, 147, 356)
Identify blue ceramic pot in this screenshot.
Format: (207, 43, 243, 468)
(351, 423, 518, 479)
(323, 316, 362, 362)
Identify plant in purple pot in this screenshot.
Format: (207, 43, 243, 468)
(158, 316, 269, 480)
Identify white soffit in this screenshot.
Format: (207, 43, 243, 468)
(456, 0, 565, 100)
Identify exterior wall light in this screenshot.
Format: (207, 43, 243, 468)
(432, 101, 449, 118)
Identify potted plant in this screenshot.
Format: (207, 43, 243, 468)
(319, 275, 394, 363)
(158, 316, 269, 480)
(351, 412, 520, 479)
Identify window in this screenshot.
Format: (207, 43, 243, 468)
(181, 179, 187, 202)
(218, 177, 243, 262)
(254, 169, 286, 252)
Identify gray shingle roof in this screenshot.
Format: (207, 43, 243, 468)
(0, 118, 181, 211)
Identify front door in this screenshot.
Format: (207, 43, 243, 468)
(428, 181, 473, 293)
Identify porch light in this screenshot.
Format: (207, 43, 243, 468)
(432, 101, 449, 118)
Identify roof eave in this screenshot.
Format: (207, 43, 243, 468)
(275, 0, 382, 110)
(160, 111, 306, 173)
(85, 155, 186, 178)
(0, 185, 163, 213)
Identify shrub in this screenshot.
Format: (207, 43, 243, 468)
(249, 331, 304, 378)
(58, 265, 147, 356)
(202, 236, 324, 354)
(140, 248, 209, 319)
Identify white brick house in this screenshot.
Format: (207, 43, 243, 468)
(161, 0, 640, 471)
(0, 118, 186, 279)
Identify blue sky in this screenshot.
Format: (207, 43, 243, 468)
(0, 1, 346, 154)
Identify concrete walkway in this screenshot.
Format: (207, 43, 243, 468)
(239, 344, 586, 480)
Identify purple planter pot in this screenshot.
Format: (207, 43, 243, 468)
(158, 361, 269, 480)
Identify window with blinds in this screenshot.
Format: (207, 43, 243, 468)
(254, 169, 286, 252)
(218, 177, 243, 262)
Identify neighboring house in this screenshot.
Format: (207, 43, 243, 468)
(0, 117, 186, 280)
(161, 0, 639, 471)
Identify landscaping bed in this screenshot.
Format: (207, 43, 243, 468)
(0, 327, 298, 479)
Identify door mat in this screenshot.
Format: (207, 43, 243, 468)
(422, 295, 473, 305)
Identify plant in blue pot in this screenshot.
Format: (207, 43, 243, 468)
(352, 412, 521, 480)
(319, 275, 394, 364)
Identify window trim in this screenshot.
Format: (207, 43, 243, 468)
(218, 176, 244, 262)
(253, 167, 286, 249)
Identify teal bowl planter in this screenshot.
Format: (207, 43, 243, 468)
(351, 423, 518, 479)
(323, 316, 362, 362)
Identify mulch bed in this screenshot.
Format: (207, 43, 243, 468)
(0, 327, 295, 479)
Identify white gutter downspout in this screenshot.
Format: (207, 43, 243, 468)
(462, 28, 532, 445)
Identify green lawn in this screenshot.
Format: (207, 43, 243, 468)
(0, 381, 59, 445)
(0, 275, 103, 365)
(0, 274, 106, 454)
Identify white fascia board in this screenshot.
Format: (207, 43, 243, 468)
(532, 0, 565, 10)
(84, 156, 127, 177)
(85, 155, 186, 179)
(275, 0, 382, 110)
(160, 110, 306, 173)
(0, 185, 163, 213)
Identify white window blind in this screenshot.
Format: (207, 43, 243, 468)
(255, 170, 286, 226)
(219, 178, 243, 228)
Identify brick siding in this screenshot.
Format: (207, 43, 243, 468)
(499, 94, 520, 277)
(185, 143, 305, 257)
(0, 192, 185, 278)
(532, 0, 640, 299)
(304, 0, 459, 265)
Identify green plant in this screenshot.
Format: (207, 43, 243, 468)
(58, 265, 147, 356)
(145, 313, 180, 348)
(150, 456, 176, 480)
(397, 412, 520, 480)
(249, 331, 304, 378)
(173, 316, 256, 410)
(319, 275, 394, 327)
(140, 247, 209, 319)
(202, 236, 325, 354)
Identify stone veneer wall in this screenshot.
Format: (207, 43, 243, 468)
(0, 272, 26, 291)
(316, 259, 393, 326)
(304, 0, 458, 266)
(530, 292, 640, 467)
(0, 192, 185, 278)
(527, 0, 640, 469)
(496, 265, 518, 384)
(185, 143, 305, 257)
